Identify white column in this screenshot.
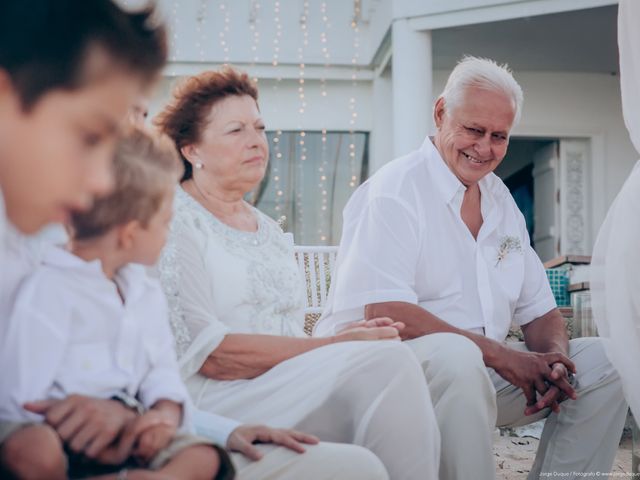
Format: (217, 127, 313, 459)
(392, 19, 433, 157)
(371, 70, 393, 173)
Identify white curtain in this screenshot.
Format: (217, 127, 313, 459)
(591, 0, 640, 418)
(254, 131, 368, 245)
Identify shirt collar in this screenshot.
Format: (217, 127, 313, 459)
(420, 136, 465, 205)
(42, 245, 152, 304)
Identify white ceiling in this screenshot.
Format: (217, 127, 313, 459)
(431, 5, 619, 73)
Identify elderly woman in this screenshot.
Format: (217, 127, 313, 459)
(154, 67, 440, 479)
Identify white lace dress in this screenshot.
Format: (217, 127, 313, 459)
(158, 187, 440, 480)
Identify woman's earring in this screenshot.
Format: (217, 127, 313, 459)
(195, 162, 203, 170)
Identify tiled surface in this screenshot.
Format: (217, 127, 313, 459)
(545, 268, 570, 307)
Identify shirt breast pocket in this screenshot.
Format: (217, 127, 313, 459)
(485, 245, 525, 303)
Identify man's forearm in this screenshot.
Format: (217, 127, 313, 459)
(521, 308, 569, 356)
(365, 301, 507, 368)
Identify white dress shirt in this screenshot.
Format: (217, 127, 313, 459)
(314, 137, 556, 342)
(0, 246, 192, 427)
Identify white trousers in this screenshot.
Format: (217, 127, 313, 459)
(197, 341, 440, 480)
(407, 333, 627, 480)
(232, 442, 389, 480)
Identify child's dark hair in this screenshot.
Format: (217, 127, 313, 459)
(0, 0, 167, 110)
(71, 128, 182, 240)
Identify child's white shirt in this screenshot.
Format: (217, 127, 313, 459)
(0, 245, 192, 428)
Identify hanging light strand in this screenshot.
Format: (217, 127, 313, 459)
(194, 0, 208, 62)
(169, 0, 182, 62)
(295, 0, 310, 241)
(348, 1, 361, 190)
(218, 2, 231, 65)
(271, 1, 284, 218)
(317, 1, 332, 243)
(248, 0, 261, 83)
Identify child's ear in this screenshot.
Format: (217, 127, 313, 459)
(118, 220, 141, 250)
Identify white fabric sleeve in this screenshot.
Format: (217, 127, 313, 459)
(0, 273, 69, 422)
(513, 225, 557, 327)
(138, 283, 193, 429)
(329, 195, 421, 326)
(193, 408, 242, 446)
(158, 212, 230, 380)
(589, 0, 640, 420)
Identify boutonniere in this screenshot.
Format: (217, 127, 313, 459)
(495, 235, 522, 267)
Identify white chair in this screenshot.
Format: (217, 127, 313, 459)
(293, 245, 338, 333)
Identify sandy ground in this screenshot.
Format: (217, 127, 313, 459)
(494, 431, 633, 479)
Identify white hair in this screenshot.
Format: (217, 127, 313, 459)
(439, 56, 524, 125)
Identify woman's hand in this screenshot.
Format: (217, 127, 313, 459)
(333, 317, 404, 342)
(227, 425, 319, 461)
(338, 317, 405, 333)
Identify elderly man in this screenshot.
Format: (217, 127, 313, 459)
(314, 56, 627, 479)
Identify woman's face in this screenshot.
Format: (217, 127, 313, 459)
(192, 94, 268, 195)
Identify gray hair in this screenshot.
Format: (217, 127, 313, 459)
(439, 56, 524, 125)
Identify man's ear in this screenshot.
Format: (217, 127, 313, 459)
(433, 97, 446, 130)
(117, 220, 140, 250)
(180, 144, 199, 165)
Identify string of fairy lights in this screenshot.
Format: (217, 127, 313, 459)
(317, 0, 332, 243)
(270, 1, 285, 220)
(218, 2, 231, 65)
(194, 0, 207, 62)
(166, 1, 367, 243)
(348, 0, 361, 190)
(248, 0, 261, 83)
(295, 0, 310, 242)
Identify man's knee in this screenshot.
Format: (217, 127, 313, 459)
(305, 443, 388, 480)
(570, 337, 623, 391)
(408, 333, 496, 409)
(410, 333, 486, 377)
(1, 424, 66, 480)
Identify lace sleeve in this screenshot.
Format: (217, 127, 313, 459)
(158, 207, 230, 380)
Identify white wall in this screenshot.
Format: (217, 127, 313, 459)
(149, 75, 373, 133)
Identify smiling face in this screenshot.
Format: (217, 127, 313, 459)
(0, 66, 143, 233)
(187, 94, 268, 195)
(433, 86, 516, 187)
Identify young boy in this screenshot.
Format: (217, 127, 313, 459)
(0, 128, 226, 480)
(0, 1, 169, 476)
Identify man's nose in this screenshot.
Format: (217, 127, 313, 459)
(475, 134, 492, 157)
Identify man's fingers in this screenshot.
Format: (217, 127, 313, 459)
(533, 378, 548, 397)
(522, 384, 537, 408)
(549, 377, 577, 401)
(545, 353, 576, 374)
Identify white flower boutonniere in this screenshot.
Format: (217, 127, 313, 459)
(495, 235, 522, 267)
